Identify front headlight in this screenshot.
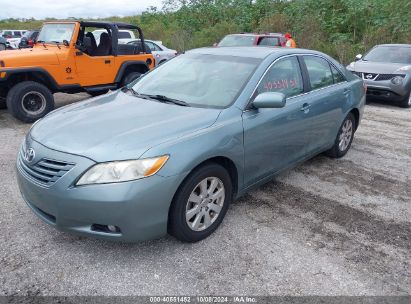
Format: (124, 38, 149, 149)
(391, 76, 404, 85)
(76, 155, 169, 186)
(396, 65, 411, 72)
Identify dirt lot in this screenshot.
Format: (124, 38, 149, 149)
(0, 93, 410, 296)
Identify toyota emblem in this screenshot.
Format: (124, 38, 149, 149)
(24, 148, 35, 163)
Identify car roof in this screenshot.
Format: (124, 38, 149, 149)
(227, 33, 283, 37)
(375, 44, 411, 48)
(43, 20, 139, 30)
(188, 46, 325, 59)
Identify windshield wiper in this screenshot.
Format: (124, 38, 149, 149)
(141, 94, 189, 106)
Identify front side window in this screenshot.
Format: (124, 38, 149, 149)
(37, 23, 75, 44)
(132, 53, 260, 108)
(256, 56, 304, 98)
(304, 56, 334, 90)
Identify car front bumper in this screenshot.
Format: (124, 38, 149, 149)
(363, 77, 410, 102)
(16, 138, 184, 242)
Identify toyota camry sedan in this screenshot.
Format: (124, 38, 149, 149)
(17, 47, 365, 242)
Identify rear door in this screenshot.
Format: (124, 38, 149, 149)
(299, 55, 350, 154)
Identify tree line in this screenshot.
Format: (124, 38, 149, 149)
(1, 0, 410, 64)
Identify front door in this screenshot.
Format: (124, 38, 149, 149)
(242, 56, 308, 187)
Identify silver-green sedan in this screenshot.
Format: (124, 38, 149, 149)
(17, 47, 365, 242)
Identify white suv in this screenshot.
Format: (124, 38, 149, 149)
(0, 30, 27, 49)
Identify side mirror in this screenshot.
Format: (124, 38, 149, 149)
(252, 92, 286, 109)
(355, 54, 362, 61)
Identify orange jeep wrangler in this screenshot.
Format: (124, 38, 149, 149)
(0, 21, 154, 122)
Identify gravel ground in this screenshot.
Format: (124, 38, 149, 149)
(0, 94, 410, 296)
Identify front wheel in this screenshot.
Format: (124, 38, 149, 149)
(6, 81, 54, 123)
(0, 44, 6, 51)
(168, 163, 233, 242)
(399, 92, 411, 108)
(325, 113, 356, 158)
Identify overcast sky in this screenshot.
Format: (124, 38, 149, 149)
(0, 0, 164, 20)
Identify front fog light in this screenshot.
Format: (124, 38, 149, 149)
(391, 76, 403, 85)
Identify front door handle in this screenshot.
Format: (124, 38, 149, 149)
(300, 103, 311, 113)
(343, 88, 351, 96)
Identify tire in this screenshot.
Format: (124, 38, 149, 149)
(168, 163, 233, 242)
(325, 113, 356, 158)
(0, 44, 5, 51)
(121, 72, 142, 87)
(399, 92, 411, 108)
(0, 98, 6, 109)
(88, 89, 109, 97)
(6, 81, 54, 123)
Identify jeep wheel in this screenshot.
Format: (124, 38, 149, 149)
(121, 72, 141, 87)
(6, 81, 54, 123)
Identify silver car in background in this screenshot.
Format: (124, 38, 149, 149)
(347, 44, 411, 108)
(127, 39, 177, 66)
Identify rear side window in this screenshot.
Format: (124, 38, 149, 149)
(257, 56, 304, 98)
(118, 31, 132, 39)
(331, 65, 346, 83)
(258, 37, 280, 46)
(13, 31, 21, 37)
(304, 56, 334, 90)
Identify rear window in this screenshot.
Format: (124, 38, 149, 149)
(218, 35, 256, 47)
(118, 31, 132, 39)
(258, 37, 280, 47)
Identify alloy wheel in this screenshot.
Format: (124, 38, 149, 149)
(21, 91, 46, 115)
(185, 177, 225, 232)
(338, 119, 353, 152)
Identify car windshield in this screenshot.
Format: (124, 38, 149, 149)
(132, 53, 260, 108)
(218, 35, 256, 47)
(363, 46, 411, 64)
(37, 23, 75, 44)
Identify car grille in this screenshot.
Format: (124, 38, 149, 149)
(375, 74, 405, 81)
(357, 72, 405, 81)
(18, 153, 75, 187)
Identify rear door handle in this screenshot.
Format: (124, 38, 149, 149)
(105, 60, 111, 64)
(300, 103, 311, 112)
(343, 88, 351, 96)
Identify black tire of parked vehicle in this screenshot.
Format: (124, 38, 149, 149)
(121, 72, 141, 87)
(88, 89, 109, 97)
(325, 112, 356, 158)
(168, 163, 233, 242)
(0, 98, 6, 109)
(0, 44, 6, 51)
(399, 92, 411, 108)
(6, 81, 55, 123)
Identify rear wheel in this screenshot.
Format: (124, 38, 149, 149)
(399, 92, 411, 108)
(168, 163, 232, 242)
(325, 113, 356, 158)
(6, 81, 54, 123)
(0, 44, 5, 51)
(121, 72, 141, 87)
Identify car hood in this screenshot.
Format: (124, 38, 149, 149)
(31, 90, 221, 162)
(352, 61, 407, 74)
(0, 46, 59, 66)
